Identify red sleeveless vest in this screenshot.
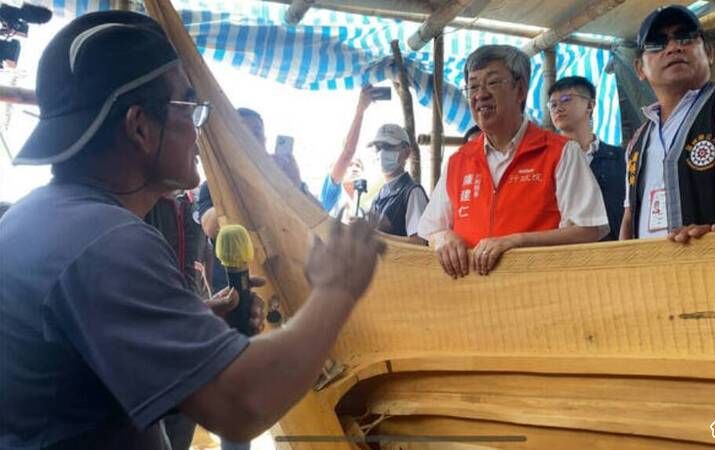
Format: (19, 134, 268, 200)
(446, 123, 566, 247)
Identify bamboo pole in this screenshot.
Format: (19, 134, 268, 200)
(0, 86, 37, 106)
(110, 0, 132, 10)
(418, 133, 463, 147)
(407, 0, 485, 51)
(541, 47, 557, 131)
(521, 0, 626, 56)
(431, 34, 444, 191)
(284, 0, 315, 24)
(390, 39, 421, 184)
(262, 1, 616, 50)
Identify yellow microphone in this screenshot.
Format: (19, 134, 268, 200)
(215, 224, 256, 336)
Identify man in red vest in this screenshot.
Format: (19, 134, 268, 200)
(418, 45, 609, 277)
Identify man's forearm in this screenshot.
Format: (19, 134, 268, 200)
(201, 287, 356, 440)
(513, 225, 604, 248)
(619, 207, 633, 240)
(330, 107, 366, 183)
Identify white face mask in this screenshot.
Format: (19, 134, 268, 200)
(378, 149, 401, 174)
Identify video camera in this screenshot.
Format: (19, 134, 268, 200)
(0, 2, 52, 68)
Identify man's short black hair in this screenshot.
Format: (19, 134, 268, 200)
(548, 76, 596, 99)
(236, 107, 263, 124)
(464, 124, 481, 143)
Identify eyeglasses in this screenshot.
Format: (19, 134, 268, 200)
(642, 30, 701, 53)
(547, 93, 592, 111)
(374, 142, 401, 152)
(167, 100, 212, 127)
(462, 77, 515, 97)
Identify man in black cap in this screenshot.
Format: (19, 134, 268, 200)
(0, 10, 383, 449)
(621, 5, 715, 242)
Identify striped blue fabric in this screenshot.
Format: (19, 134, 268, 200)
(39, 0, 621, 144)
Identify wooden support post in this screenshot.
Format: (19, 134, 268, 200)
(0, 86, 37, 106)
(430, 34, 444, 191)
(541, 47, 557, 131)
(418, 133, 463, 147)
(111, 0, 133, 10)
(390, 40, 421, 184)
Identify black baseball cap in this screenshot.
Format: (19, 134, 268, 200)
(14, 10, 180, 165)
(636, 5, 702, 50)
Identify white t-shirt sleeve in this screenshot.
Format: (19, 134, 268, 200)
(417, 168, 452, 245)
(405, 187, 429, 237)
(555, 141, 610, 233)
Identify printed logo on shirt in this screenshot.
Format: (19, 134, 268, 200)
(473, 175, 481, 199)
(462, 174, 474, 186)
(507, 169, 542, 184)
(685, 134, 715, 171)
(460, 189, 471, 202)
(458, 205, 470, 218)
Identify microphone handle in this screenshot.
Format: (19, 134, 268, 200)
(224, 268, 255, 336)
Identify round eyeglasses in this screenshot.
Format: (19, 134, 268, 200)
(167, 100, 212, 127)
(547, 93, 592, 111)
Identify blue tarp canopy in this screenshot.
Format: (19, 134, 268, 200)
(44, 0, 621, 143)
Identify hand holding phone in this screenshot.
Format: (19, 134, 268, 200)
(369, 86, 391, 101)
(274, 135, 294, 156)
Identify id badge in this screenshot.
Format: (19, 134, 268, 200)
(648, 189, 667, 232)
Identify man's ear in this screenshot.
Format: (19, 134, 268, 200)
(517, 78, 529, 105)
(634, 57, 646, 81)
(122, 105, 157, 156)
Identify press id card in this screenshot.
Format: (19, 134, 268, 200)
(648, 189, 667, 232)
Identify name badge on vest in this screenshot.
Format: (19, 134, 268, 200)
(648, 189, 667, 232)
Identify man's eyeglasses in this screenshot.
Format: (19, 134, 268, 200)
(462, 77, 515, 97)
(547, 93, 592, 111)
(168, 100, 212, 127)
(642, 30, 701, 53)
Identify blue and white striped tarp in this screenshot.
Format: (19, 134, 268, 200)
(40, 0, 622, 145)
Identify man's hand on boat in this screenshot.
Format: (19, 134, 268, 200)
(435, 230, 471, 279)
(205, 279, 266, 334)
(306, 214, 386, 301)
(668, 223, 715, 244)
(472, 235, 519, 276)
(436, 231, 518, 277)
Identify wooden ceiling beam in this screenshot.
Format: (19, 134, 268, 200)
(521, 0, 627, 56)
(407, 0, 487, 51)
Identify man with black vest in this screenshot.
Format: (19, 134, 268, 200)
(548, 76, 625, 241)
(621, 5, 715, 242)
(367, 124, 428, 243)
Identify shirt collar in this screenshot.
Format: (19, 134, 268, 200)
(385, 171, 408, 188)
(586, 135, 600, 157)
(641, 87, 703, 125)
(484, 115, 529, 156)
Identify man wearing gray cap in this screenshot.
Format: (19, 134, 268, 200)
(367, 123, 428, 242)
(620, 5, 715, 243)
(0, 10, 383, 449)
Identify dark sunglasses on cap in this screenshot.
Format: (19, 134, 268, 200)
(642, 30, 701, 53)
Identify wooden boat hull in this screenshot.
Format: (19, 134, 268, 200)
(145, 1, 715, 447)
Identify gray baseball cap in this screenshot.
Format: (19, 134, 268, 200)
(367, 124, 409, 147)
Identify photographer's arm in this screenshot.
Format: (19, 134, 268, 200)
(329, 87, 373, 184)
